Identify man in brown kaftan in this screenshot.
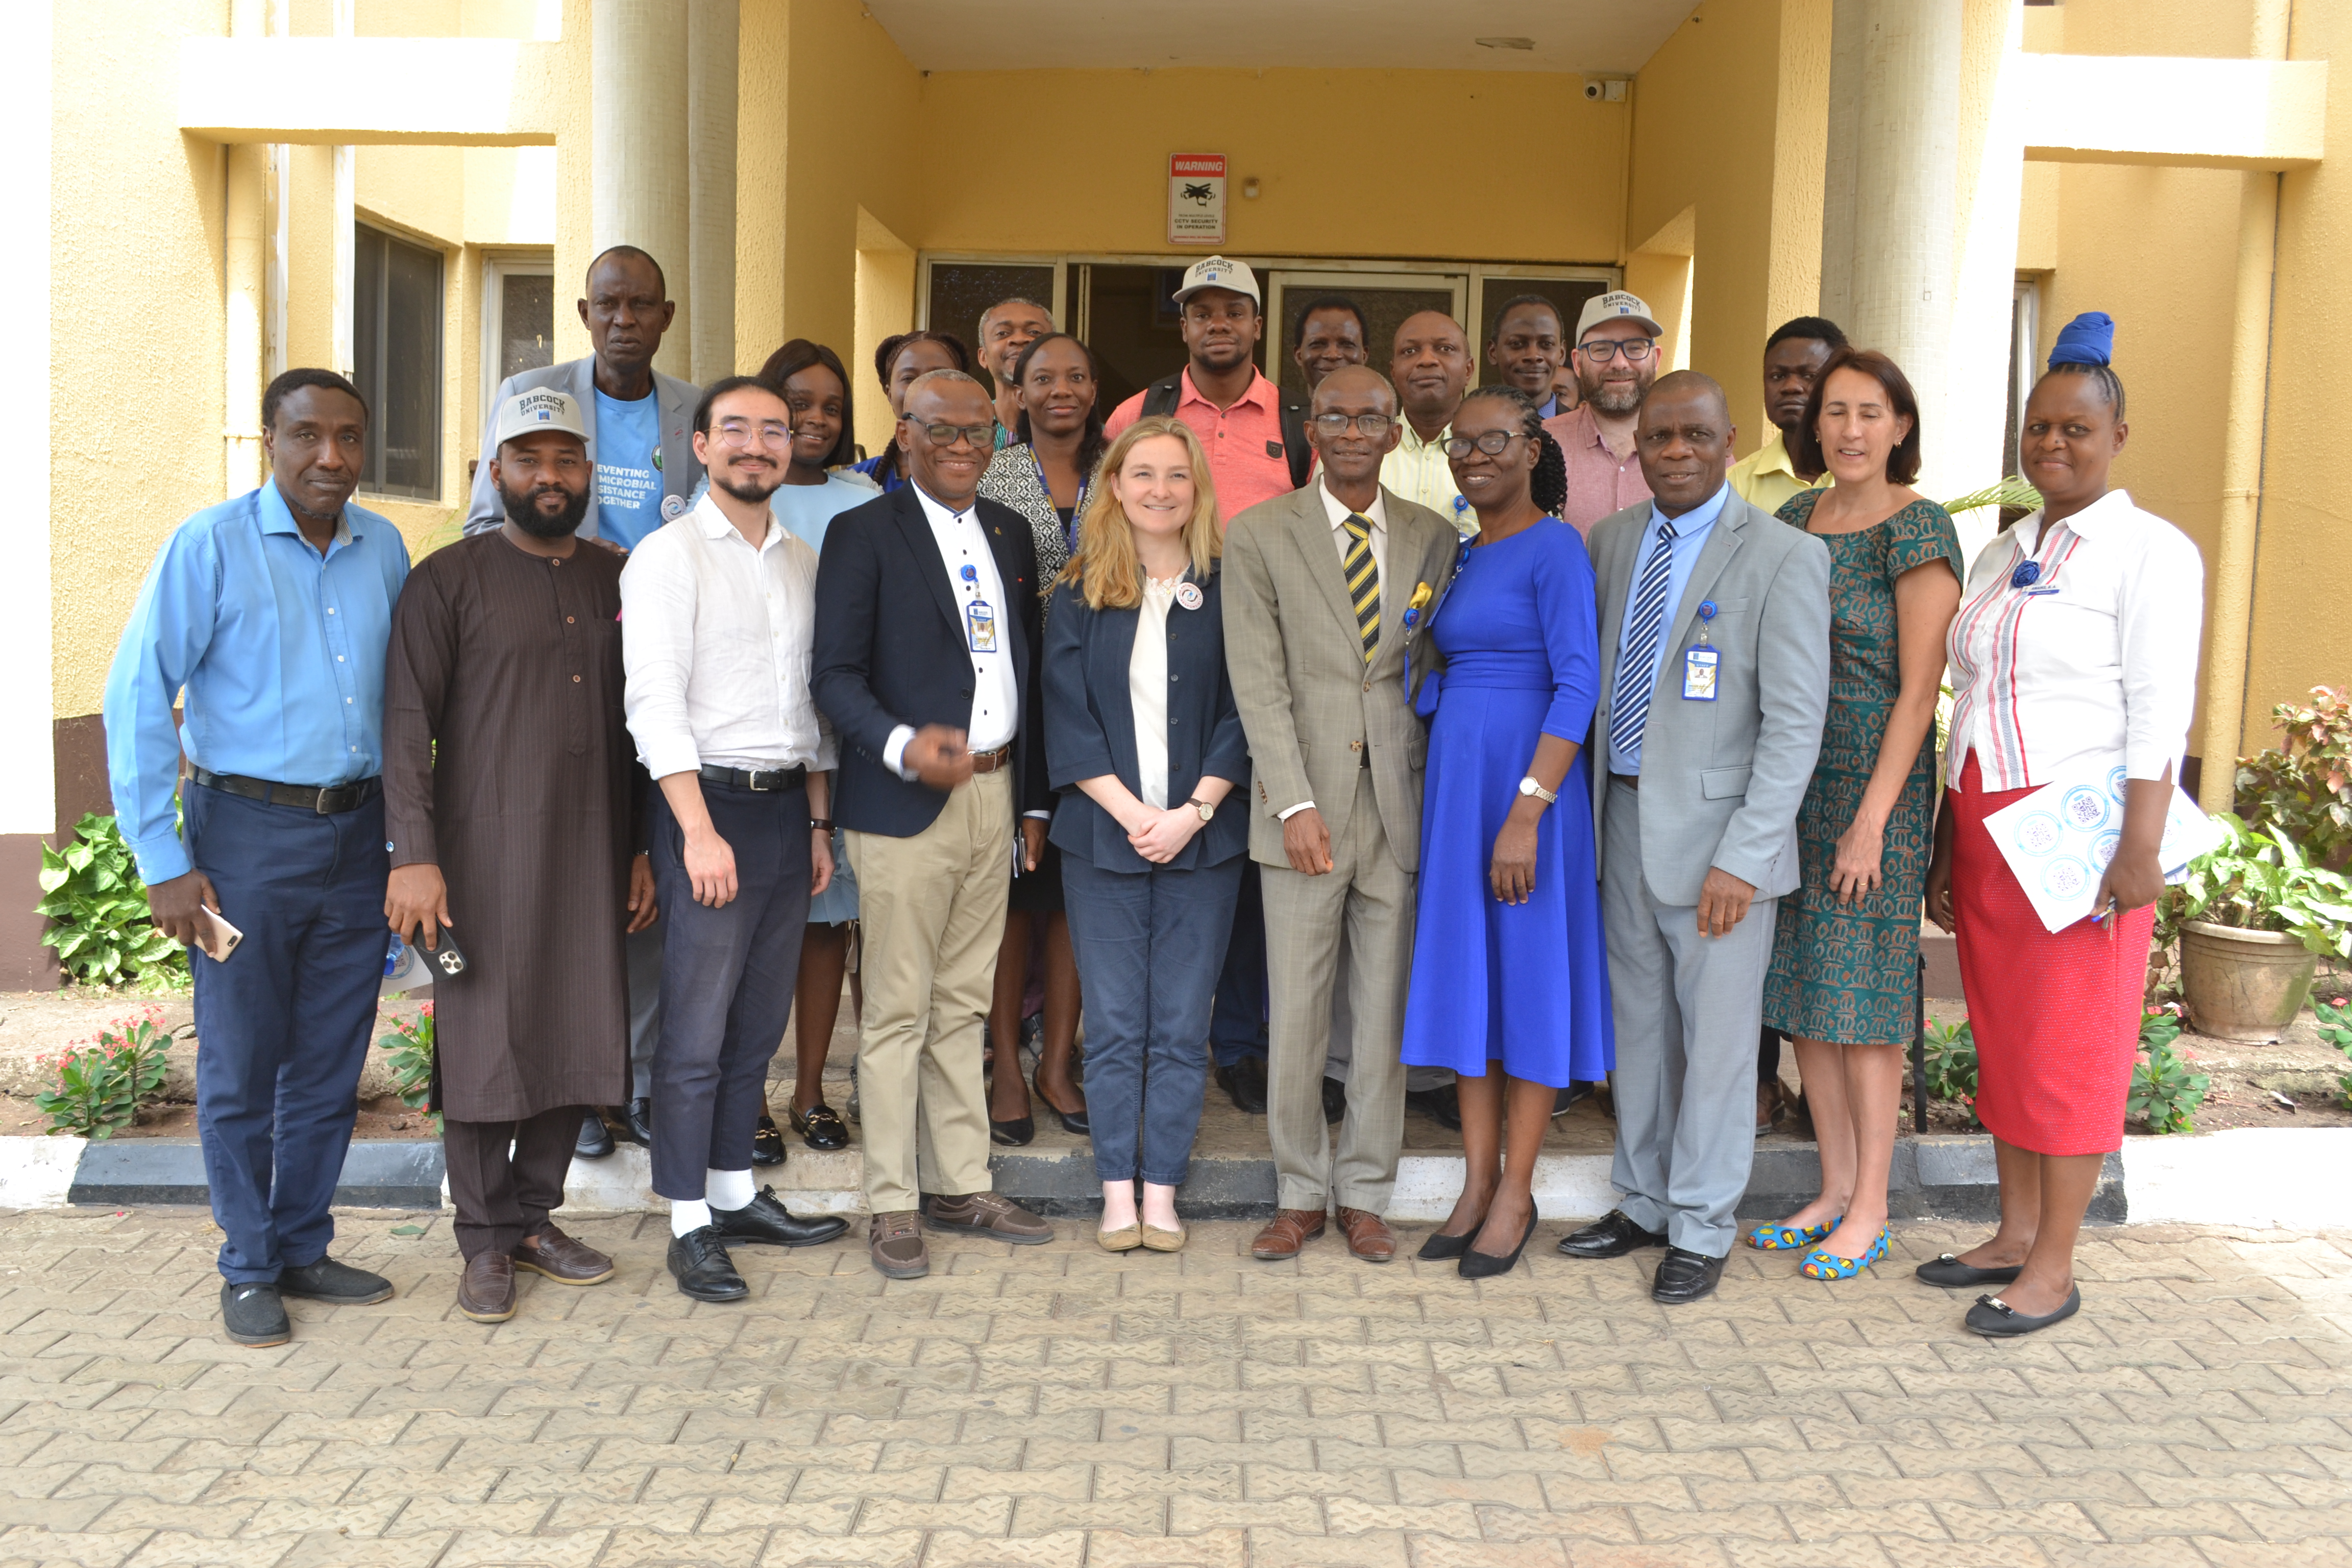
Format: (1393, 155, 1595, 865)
(384, 389, 654, 1322)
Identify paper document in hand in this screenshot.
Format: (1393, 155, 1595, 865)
(1980, 760, 2224, 933)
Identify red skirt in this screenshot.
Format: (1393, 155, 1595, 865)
(1949, 752, 2154, 1156)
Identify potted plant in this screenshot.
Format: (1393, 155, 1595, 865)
(2169, 815, 2352, 1041)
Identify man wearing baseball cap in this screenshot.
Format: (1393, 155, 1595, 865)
(384, 387, 664, 1322)
(1105, 256, 1301, 526)
(1542, 289, 1663, 537)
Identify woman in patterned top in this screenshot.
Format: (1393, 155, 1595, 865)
(972, 333, 1108, 1142)
(1751, 348, 1963, 1282)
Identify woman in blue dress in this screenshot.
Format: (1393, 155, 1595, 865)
(1400, 386, 1613, 1278)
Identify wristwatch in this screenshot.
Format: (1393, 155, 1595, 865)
(1188, 797, 1216, 823)
(1517, 777, 1558, 805)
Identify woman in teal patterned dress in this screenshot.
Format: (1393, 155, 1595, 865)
(1753, 348, 1963, 1281)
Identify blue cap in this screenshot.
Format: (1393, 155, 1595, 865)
(2048, 311, 2115, 370)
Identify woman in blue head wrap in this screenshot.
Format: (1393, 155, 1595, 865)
(1921, 313, 2206, 1337)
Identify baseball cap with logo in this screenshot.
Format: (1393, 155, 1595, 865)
(1171, 255, 1261, 308)
(493, 388, 591, 450)
(1575, 290, 1664, 342)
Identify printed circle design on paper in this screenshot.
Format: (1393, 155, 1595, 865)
(2090, 831, 2121, 870)
(2062, 786, 2111, 831)
(2015, 812, 2063, 857)
(2043, 857, 2091, 900)
(2106, 765, 2128, 802)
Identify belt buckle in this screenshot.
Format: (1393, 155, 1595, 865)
(316, 783, 358, 814)
(747, 769, 777, 792)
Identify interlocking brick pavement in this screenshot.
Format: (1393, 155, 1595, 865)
(0, 1210, 2343, 1565)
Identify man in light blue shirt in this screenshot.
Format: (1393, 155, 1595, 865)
(1605, 479, 1731, 776)
(103, 369, 412, 1349)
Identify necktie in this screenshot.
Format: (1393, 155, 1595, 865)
(1608, 518, 1680, 762)
(1342, 513, 1380, 664)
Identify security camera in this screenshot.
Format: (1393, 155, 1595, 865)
(1582, 80, 1604, 101)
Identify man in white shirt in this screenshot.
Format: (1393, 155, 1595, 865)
(1384, 312, 1475, 534)
(812, 370, 1058, 1279)
(621, 376, 852, 1303)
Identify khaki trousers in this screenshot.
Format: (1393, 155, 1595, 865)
(846, 769, 1013, 1213)
(1261, 766, 1414, 1213)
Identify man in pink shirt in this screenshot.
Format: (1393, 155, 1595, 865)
(1105, 257, 1300, 526)
(1544, 290, 1663, 537)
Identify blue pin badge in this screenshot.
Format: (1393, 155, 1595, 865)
(961, 564, 978, 583)
(2011, 559, 2042, 589)
(1696, 599, 1717, 647)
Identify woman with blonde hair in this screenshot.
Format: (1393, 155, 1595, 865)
(1040, 416, 1250, 1252)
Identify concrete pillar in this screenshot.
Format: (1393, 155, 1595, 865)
(266, 0, 290, 380)
(687, 0, 738, 382)
(224, 0, 268, 491)
(593, 0, 692, 380)
(1817, 0, 1964, 480)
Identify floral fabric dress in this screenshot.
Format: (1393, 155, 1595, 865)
(1762, 493, 1964, 1045)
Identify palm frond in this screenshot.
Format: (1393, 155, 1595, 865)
(1941, 476, 2042, 517)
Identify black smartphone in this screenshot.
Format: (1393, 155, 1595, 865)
(428, 929, 470, 978)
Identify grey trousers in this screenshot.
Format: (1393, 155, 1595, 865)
(1325, 943, 1453, 1094)
(1262, 767, 1412, 1213)
(625, 921, 661, 1101)
(1601, 780, 1778, 1258)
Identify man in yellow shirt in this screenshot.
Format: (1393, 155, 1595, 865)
(1727, 316, 1847, 519)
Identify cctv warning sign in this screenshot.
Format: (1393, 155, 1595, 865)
(1168, 154, 1227, 247)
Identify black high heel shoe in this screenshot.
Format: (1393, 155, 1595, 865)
(1459, 1210, 1539, 1279)
(1034, 1065, 1089, 1136)
(1417, 1207, 1489, 1261)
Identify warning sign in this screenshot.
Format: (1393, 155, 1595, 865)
(1168, 154, 1227, 247)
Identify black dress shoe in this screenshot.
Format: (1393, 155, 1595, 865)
(1320, 1076, 1346, 1125)
(1916, 1253, 2025, 1289)
(1652, 1246, 1726, 1304)
(791, 1102, 851, 1150)
(277, 1257, 393, 1304)
(989, 1112, 1035, 1146)
(1459, 1210, 1539, 1280)
(710, 1187, 850, 1248)
(220, 1281, 290, 1347)
(1556, 1210, 1668, 1259)
(1552, 1082, 1593, 1117)
(609, 1099, 653, 1147)
(751, 1116, 786, 1166)
(1417, 1227, 1477, 1262)
(1405, 1084, 1462, 1131)
(1034, 1069, 1089, 1135)
(1966, 1285, 2080, 1337)
(1215, 1055, 1268, 1114)
(575, 1110, 615, 1160)
(667, 1227, 748, 1301)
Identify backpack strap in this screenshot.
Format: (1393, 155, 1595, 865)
(1138, 374, 1184, 419)
(1280, 398, 1312, 489)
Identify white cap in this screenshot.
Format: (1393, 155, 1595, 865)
(1172, 255, 1260, 307)
(1575, 289, 1663, 341)
(493, 388, 590, 449)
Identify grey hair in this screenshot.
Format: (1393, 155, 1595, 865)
(904, 368, 986, 397)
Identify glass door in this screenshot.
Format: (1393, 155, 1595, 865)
(1263, 271, 1467, 404)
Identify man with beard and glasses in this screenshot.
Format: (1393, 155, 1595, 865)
(624, 377, 852, 1302)
(384, 390, 659, 1322)
(1544, 291, 1664, 537)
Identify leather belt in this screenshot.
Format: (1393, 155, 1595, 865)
(1610, 772, 1641, 791)
(969, 744, 1015, 775)
(699, 764, 807, 793)
(190, 768, 382, 815)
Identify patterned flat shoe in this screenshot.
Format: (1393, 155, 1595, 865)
(1746, 1215, 1840, 1252)
(1799, 1227, 1889, 1281)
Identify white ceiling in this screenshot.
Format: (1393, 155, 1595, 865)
(864, 1, 1695, 77)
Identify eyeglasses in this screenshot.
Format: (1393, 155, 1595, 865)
(1578, 338, 1655, 363)
(1442, 430, 1529, 460)
(713, 418, 794, 450)
(1308, 412, 1394, 438)
(903, 418, 996, 449)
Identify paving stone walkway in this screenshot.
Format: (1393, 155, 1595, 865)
(0, 1209, 2346, 1566)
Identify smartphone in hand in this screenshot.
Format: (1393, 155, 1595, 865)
(427, 928, 470, 978)
(199, 908, 243, 964)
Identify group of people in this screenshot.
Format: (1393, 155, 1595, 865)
(103, 237, 2201, 1348)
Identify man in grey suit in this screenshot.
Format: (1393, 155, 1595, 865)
(1223, 365, 1458, 1264)
(465, 244, 703, 1163)
(1557, 370, 1830, 1305)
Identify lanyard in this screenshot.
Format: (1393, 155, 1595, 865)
(1034, 452, 1089, 553)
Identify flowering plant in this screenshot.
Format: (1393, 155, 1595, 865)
(32, 1008, 176, 1138)
(2129, 1004, 2210, 1134)
(375, 1003, 438, 1130)
(2315, 995, 2352, 1109)
(2236, 684, 2352, 872)
(1921, 1016, 1978, 1122)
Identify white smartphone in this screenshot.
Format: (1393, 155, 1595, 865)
(199, 908, 243, 964)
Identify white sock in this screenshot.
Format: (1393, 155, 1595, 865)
(706, 1167, 756, 1211)
(670, 1199, 713, 1237)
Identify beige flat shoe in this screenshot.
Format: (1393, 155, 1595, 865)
(1140, 1224, 1187, 1253)
(1097, 1223, 1144, 1252)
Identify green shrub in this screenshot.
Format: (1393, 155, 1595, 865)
(376, 1004, 439, 1131)
(2169, 814, 2352, 959)
(35, 813, 186, 988)
(32, 1010, 176, 1139)
(1921, 1016, 1978, 1120)
(2315, 994, 2352, 1110)
(2129, 1006, 2210, 1135)
(2236, 684, 2352, 872)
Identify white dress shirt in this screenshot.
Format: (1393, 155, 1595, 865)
(620, 491, 837, 779)
(1275, 481, 1393, 822)
(1380, 419, 1472, 534)
(1130, 577, 1181, 809)
(1946, 488, 2204, 792)
(882, 482, 1021, 777)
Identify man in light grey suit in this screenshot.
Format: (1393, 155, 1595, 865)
(464, 244, 702, 1164)
(1557, 370, 1830, 1305)
(1223, 365, 1458, 1264)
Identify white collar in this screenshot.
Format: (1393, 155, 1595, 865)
(1317, 479, 1388, 532)
(693, 488, 777, 548)
(912, 481, 976, 528)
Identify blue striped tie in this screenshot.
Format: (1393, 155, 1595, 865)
(1608, 519, 1680, 762)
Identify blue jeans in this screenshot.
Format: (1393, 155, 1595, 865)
(187, 783, 390, 1284)
(1063, 852, 1244, 1186)
(1208, 858, 1266, 1067)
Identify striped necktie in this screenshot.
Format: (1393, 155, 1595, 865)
(1607, 517, 1680, 761)
(1342, 513, 1380, 664)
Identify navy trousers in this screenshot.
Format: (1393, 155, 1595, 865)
(649, 779, 812, 1199)
(186, 783, 390, 1284)
(1208, 859, 1267, 1067)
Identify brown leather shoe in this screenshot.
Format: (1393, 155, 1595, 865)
(1336, 1207, 1396, 1263)
(511, 1225, 615, 1286)
(1251, 1208, 1328, 1261)
(922, 1191, 1054, 1245)
(457, 1251, 517, 1322)
(869, 1209, 929, 1280)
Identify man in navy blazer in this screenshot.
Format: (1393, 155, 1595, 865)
(812, 371, 1056, 1279)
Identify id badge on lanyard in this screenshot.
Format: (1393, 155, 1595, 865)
(1682, 599, 1720, 701)
(961, 563, 997, 652)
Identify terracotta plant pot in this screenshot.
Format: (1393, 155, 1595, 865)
(2178, 919, 2319, 1042)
